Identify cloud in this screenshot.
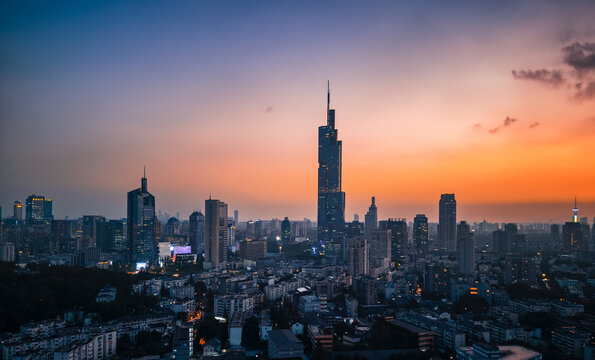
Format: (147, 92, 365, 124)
(265, 106, 274, 113)
(562, 42, 595, 73)
(472, 123, 483, 130)
(575, 81, 595, 99)
(529, 122, 540, 129)
(511, 69, 565, 86)
(489, 116, 518, 134)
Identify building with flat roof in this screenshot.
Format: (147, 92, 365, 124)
(391, 320, 435, 352)
(551, 327, 589, 359)
(267, 329, 304, 359)
(456, 343, 542, 360)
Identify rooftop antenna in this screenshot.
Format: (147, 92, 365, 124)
(327, 80, 330, 114)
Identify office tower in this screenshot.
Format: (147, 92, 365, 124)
(246, 220, 255, 237)
(551, 224, 560, 246)
(234, 210, 239, 227)
(13, 201, 23, 221)
(239, 238, 266, 260)
(127, 170, 156, 265)
(317, 82, 345, 256)
(438, 193, 456, 251)
(368, 228, 391, 274)
(505, 255, 536, 284)
(255, 220, 263, 238)
(345, 220, 364, 238)
(166, 217, 181, 236)
(347, 236, 369, 276)
(413, 214, 429, 252)
(492, 229, 507, 253)
(281, 217, 291, 246)
(83, 215, 105, 247)
(354, 214, 359, 222)
(457, 221, 475, 275)
(189, 211, 205, 255)
(379, 218, 407, 262)
(105, 220, 125, 251)
(562, 198, 587, 252)
(205, 198, 228, 267)
(25, 195, 53, 225)
(364, 197, 378, 231)
(352, 275, 376, 305)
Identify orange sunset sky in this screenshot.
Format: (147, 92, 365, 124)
(1, 1, 594, 222)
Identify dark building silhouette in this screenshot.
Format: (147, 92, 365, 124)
(438, 193, 456, 251)
(457, 221, 475, 275)
(166, 217, 181, 236)
(562, 198, 588, 253)
(317, 82, 345, 256)
(379, 218, 407, 262)
(189, 211, 205, 255)
(205, 198, 228, 267)
(127, 169, 156, 265)
(83, 215, 105, 248)
(413, 214, 429, 252)
(25, 194, 53, 226)
(550, 224, 560, 247)
(281, 217, 291, 246)
(239, 238, 266, 260)
(345, 220, 364, 238)
(364, 196, 378, 232)
(13, 201, 23, 221)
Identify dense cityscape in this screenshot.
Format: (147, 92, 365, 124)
(0, 84, 594, 360)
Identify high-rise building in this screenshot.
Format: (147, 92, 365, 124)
(413, 214, 429, 252)
(13, 201, 23, 221)
(457, 221, 475, 275)
(25, 195, 53, 226)
(438, 194, 456, 251)
(127, 170, 156, 265)
(379, 218, 407, 262)
(205, 198, 228, 267)
(364, 197, 378, 232)
(562, 198, 587, 253)
(281, 217, 291, 246)
(239, 238, 266, 260)
(166, 217, 181, 236)
(368, 228, 391, 274)
(317, 82, 345, 256)
(189, 211, 205, 255)
(347, 236, 369, 276)
(234, 210, 239, 227)
(83, 215, 105, 248)
(550, 224, 560, 247)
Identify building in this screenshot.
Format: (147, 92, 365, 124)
(317, 82, 345, 257)
(438, 194, 456, 251)
(347, 236, 369, 276)
(205, 198, 228, 268)
(457, 221, 475, 275)
(456, 343, 542, 360)
(379, 218, 406, 262)
(368, 228, 391, 274)
(172, 326, 193, 360)
(166, 217, 180, 236)
(391, 320, 435, 352)
(563, 198, 588, 253)
(281, 217, 291, 246)
(25, 195, 53, 226)
(413, 214, 429, 252)
(353, 275, 376, 305)
(364, 196, 378, 237)
(127, 170, 156, 266)
(83, 216, 106, 248)
(551, 327, 589, 359)
(189, 211, 205, 255)
(1, 242, 15, 262)
(13, 201, 23, 221)
(268, 329, 305, 359)
(298, 295, 321, 313)
(239, 238, 266, 260)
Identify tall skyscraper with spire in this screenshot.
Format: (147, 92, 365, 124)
(317, 82, 345, 256)
(127, 168, 156, 266)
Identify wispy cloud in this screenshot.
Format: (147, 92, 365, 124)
(511, 69, 565, 86)
(489, 116, 518, 134)
(529, 122, 540, 129)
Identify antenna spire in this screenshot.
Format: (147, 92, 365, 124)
(327, 80, 330, 113)
(143, 166, 146, 178)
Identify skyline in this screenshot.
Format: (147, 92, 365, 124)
(1, 1, 595, 222)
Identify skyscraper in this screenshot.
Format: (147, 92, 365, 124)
(189, 211, 205, 255)
(379, 218, 407, 262)
(364, 197, 378, 232)
(457, 221, 475, 275)
(25, 195, 53, 226)
(234, 210, 239, 227)
(127, 170, 156, 266)
(205, 198, 228, 268)
(413, 214, 429, 252)
(438, 193, 456, 251)
(317, 82, 345, 256)
(347, 236, 369, 276)
(281, 217, 291, 246)
(13, 201, 23, 221)
(562, 198, 587, 253)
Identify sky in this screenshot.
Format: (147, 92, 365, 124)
(1, 1, 595, 223)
